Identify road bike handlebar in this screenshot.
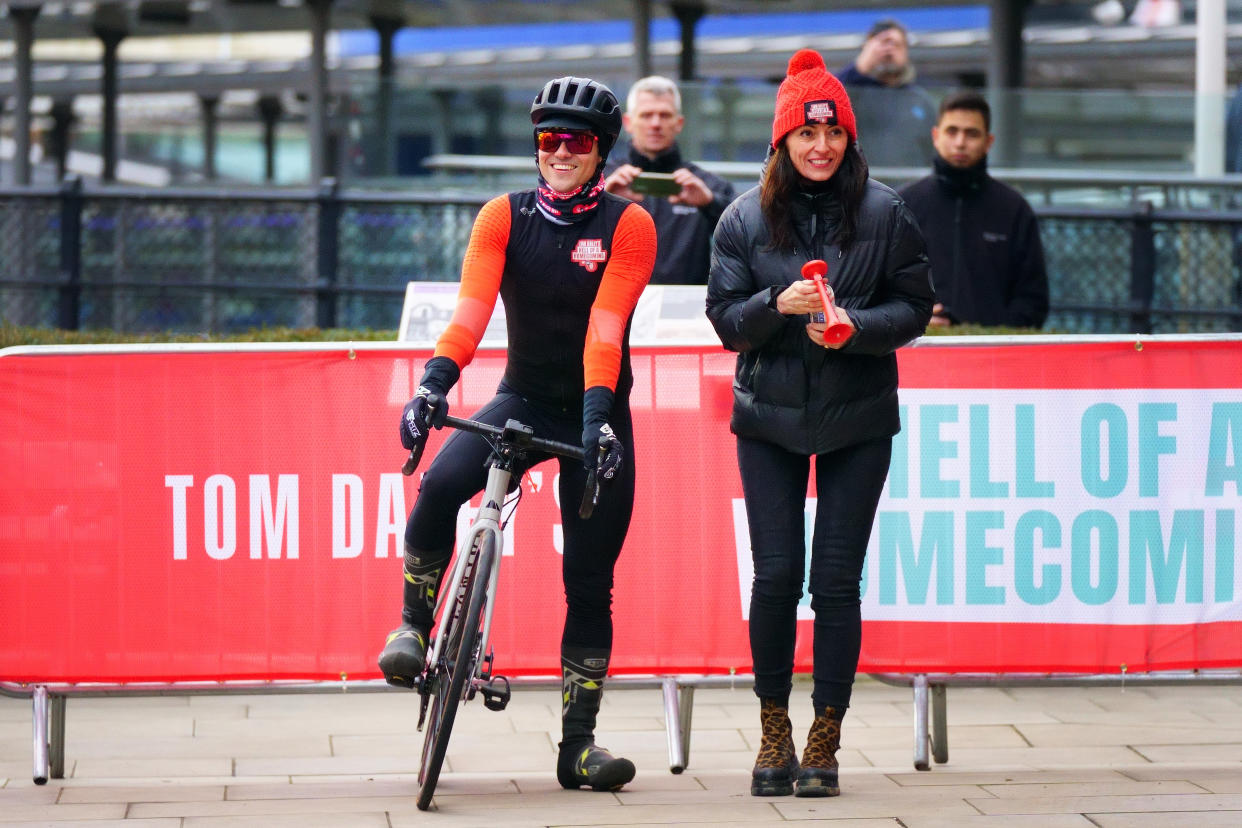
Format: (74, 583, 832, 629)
(401, 414, 601, 519)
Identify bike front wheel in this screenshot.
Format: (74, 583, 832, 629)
(415, 534, 494, 811)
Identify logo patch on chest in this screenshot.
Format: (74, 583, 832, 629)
(570, 238, 608, 272)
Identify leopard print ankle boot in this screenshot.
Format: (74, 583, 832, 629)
(795, 708, 841, 797)
(751, 698, 799, 796)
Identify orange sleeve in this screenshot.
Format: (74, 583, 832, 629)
(584, 203, 657, 391)
(432, 195, 510, 369)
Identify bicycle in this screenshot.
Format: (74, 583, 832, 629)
(400, 413, 600, 811)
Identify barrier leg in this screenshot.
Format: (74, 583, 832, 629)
(662, 678, 686, 773)
(32, 685, 50, 785)
(50, 694, 67, 778)
(930, 683, 948, 764)
(912, 674, 930, 771)
(677, 683, 695, 773)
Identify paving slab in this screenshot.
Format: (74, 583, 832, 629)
(0, 821, 181, 828)
(1089, 813, 1242, 827)
(2, 674, 1241, 826)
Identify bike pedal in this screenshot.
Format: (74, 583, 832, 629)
(480, 675, 511, 711)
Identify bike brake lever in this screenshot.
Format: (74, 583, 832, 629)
(577, 446, 604, 520)
(402, 441, 426, 476)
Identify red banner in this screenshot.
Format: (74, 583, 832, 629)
(2, 339, 1240, 684)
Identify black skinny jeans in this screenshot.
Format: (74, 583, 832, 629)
(739, 435, 891, 713)
(405, 385, 635, 652)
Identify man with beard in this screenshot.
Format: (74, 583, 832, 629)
(836, 19, 936, 169)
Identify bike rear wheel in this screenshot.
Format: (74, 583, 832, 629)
(415, 534, 494, 811)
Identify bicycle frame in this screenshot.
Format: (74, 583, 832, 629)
(422, 458, 511, 687)
(401, 413, 601, 810)
(408, 414, 597, 695)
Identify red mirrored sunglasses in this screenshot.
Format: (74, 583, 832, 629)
(535, 130, 598, 154)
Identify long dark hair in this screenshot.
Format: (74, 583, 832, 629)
(760, 141, 869, 254)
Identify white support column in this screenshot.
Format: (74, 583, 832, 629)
(10, 3, 39, 185)
(307, 0, 332, 184)
(1194, 0, 1227, 176)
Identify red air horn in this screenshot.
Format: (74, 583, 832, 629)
(801, 259, 853, 345)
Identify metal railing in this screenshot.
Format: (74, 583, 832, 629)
(420, 155, 1242, 210)
(2, 175, 1241, 334)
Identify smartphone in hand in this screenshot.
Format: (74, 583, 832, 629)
(629, 172, 681, 197)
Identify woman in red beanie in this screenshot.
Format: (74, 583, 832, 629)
(706, 49, 933, 798)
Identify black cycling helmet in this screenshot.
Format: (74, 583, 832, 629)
(530, 76, 622, 160)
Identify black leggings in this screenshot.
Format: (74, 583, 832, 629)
(405, 386, 635, 652)
(738, 435, 891, 713)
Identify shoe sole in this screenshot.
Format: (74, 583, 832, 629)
(378, 650, 424, 689)
(752, 758, 799, 796)
(794, 780, 840, 797)
(587, 758, 636, 792)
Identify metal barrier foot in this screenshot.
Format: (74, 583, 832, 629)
(32, 685, 49, 784)
(677, 683, 695, 773)
(912, 674, 930, 771)
(930, 683, 948, 764)
(662, 678, 687, 773)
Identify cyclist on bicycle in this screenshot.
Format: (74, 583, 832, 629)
(379, 76, 656, 793)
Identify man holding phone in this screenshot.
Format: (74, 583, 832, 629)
(604, 76, 735, 284)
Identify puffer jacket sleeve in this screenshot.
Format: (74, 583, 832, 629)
(706, 196, 786, 353)
(844, 193, 934, 355)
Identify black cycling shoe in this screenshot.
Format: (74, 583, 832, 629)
(556, 742, 636, 792)
(377, 623, 428, 689)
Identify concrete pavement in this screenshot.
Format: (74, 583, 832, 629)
(3, 675, 1242, 826)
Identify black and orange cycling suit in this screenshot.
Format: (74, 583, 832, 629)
(405, 188, 655, 652)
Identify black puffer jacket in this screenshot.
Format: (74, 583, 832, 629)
(706, 179, 933, 455)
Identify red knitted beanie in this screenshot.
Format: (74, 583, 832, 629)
(770, 49, 857, 148)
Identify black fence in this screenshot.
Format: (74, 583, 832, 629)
(3, 177, 1242, 335)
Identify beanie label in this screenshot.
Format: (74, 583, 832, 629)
(804, 99, 838, 127)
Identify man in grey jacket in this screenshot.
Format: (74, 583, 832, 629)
(835, 19, 936, 168)
(604, 76, 735, 284)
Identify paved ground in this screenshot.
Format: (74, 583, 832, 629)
(2, 674, 1242, 826)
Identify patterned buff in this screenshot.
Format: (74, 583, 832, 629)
(535, 172, 606, 225)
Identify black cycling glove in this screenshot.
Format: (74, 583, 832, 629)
(581, 385, 624, 482)
(400, 356, 459, 450)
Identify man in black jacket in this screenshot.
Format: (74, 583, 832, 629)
(899, 90, 1049, 328)
(604, 75, 735, 284)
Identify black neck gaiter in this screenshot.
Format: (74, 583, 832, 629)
(933, 154, 988, 195)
